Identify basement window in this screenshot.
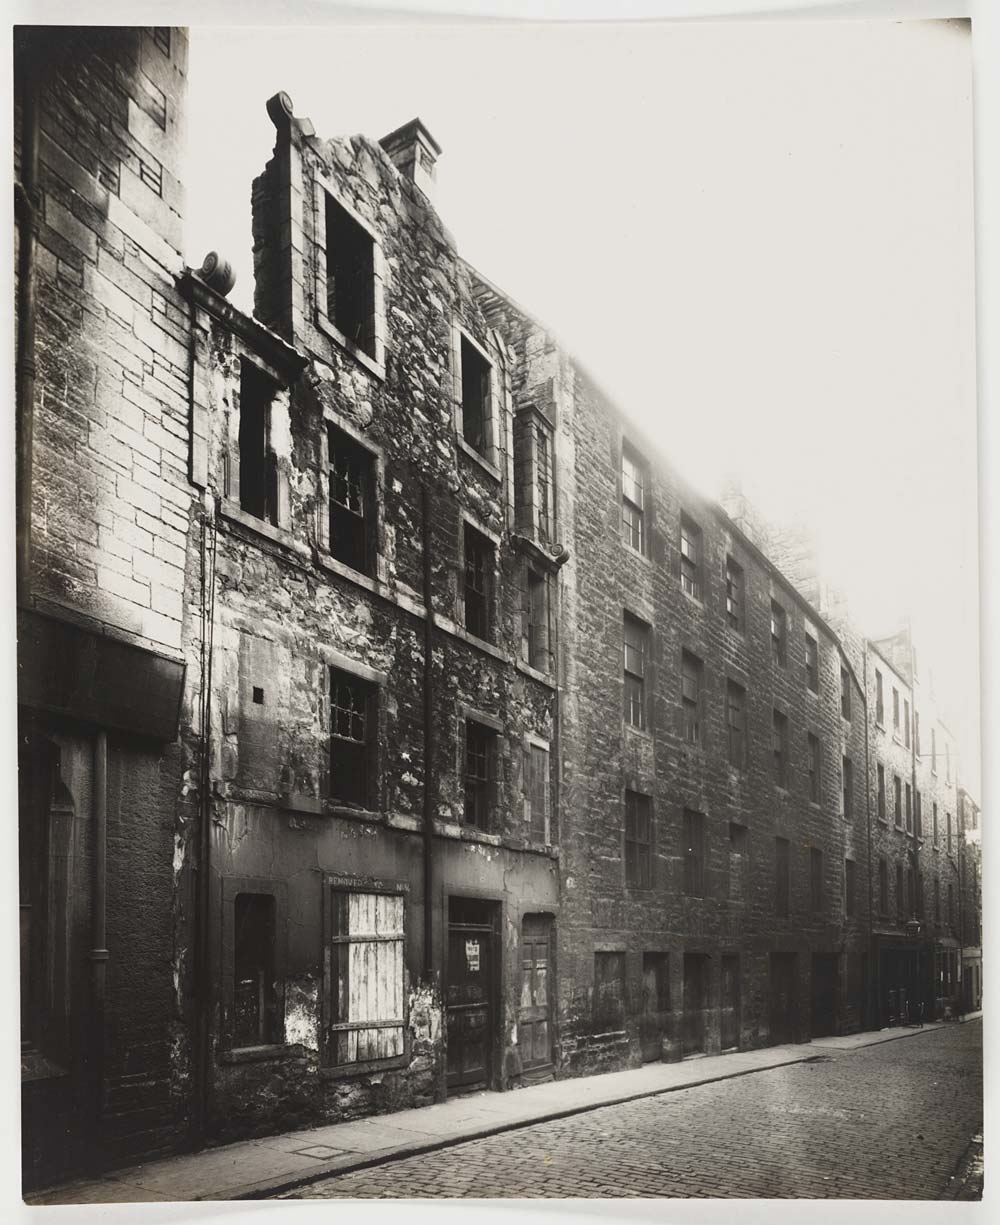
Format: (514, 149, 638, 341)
(464, 720, 497, 830)
(325, 193, 376, 358)
(329, 667, 377, 809)
(238, 361, 279, 525)
(233, 893, 279, 1048)
(463, 523, 495, 642)
(459, 334, 494, 461)
(328, 425, 376, 576)
(328, 886, 405, 1067)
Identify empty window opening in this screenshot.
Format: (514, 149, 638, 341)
(463, 524, 494, 641)
(464, 720, 497, 830)
(805, 632, 819, 692)
(252, 686, 265, 705)
(625, 790, 652, 889)
(330, 667, 376, 809)
(233, 893, 279, 1048)
(771, 600, 787, 667)
(325, 194, 376, 357)
(329, 425, 375, 575)
(239, 362, 278, 525)
(460, 336, 492, 458)
(522, 566, 552, 672)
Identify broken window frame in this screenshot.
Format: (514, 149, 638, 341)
(324, 876, 409, 1073)
(624, 790, 653, 890)
(329, 666, 379, 811)
(237, 359, 280, 527)
(315, 184, 385, 377)
(327, 423, 377, 576)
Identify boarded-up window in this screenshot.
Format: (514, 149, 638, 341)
(593, 951, 626, 1029)
(329, 889, 405, 1066)
(525, 743, 550, 843)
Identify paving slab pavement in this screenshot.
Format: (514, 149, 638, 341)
(25, 1018, 965, 1204)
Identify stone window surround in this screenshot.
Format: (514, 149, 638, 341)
(455, 702, 505, 833)
(623, 787, 654, 892)
(223, 352, 293, 534)
(522, 731, 553, 847)
(320, 872, 411, 1078)
(219, 874, 289, 1060)
(516, 403, 557, 546)
(313, 174, 387, 381)
(456, 508, 502, 645)
(322, 646, 388, 820)
(451, 321, 504, 480)
(318, 404, 388, 584)
(619, 436, 650, 561)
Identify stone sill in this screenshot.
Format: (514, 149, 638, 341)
(621, 542, 652, 566)
(515, 659, 557, 689)
(319, 1055, 408, 1080)
(219, 500, 309, 560)
(456, 434, 502, 482)
(623, 723, 654, 743)
(680, 588, 704, 611)
(218, 1043, 307, 1066)
(315, 312, 386, 381)
(434, 614, 511, 665)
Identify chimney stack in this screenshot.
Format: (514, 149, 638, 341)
(380, 118, 442, 200)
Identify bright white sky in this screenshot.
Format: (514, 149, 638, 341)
(185, 16, 979, 789)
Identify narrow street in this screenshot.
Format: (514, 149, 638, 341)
(280, 1020, 982, 1200)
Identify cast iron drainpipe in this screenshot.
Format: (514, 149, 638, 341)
(421, 484, 435, 982)
(90, 732, 109, 1166)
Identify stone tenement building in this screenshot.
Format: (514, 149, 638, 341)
(15, 26, 981, 1189)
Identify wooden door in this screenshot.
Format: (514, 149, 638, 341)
(446, 912, 495, 1091)
(682, 954, 707, 1055)
(720, 955, 740, 1050)
(640, 952, 670, 1062)
(517, 915, 553, 1076)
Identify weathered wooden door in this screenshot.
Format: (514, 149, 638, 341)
(517, 915, 553, 1077)
(640, 952, 670, 1062)
(720, 955, 740, 1050)
(446, 901, 496, 1091)
(682, 954, 707, 1055)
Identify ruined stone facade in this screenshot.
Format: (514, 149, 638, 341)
(15, 26, 979, 1189)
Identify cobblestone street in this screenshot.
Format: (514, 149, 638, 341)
(281, 1021, 982, 1200)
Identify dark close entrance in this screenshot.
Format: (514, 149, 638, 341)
(640, 952, 670, 1062)
(682, 953, 708, 1056)
(811, 953, 838, 1038)
(447, 897, 498, 1092)
(720, 955, 741, 1050)
(517, 914, 553, 1081)
(770, 952, 799, 1044)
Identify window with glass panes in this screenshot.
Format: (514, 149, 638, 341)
(463, 523, 494, 641)
(535, 423, 553, 543)
(804, 632, 819, 692)
(681, 650, 703, 745)
(328, 424, 375, 575)
(725, 557, 744, 631)
(464, 721, 496, 829)
(329, 667, 376, 808)
(625, 791, 652, 889)
(680, 516, 702, 600)
(621, 447, 646, 554)
(770, 600, 787, 666)
(526, 742, 550, 843)
(726, 681, 746, 768)
(623, 614, 649, 730)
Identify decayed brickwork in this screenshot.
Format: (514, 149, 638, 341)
(17, 26, 977, 1184)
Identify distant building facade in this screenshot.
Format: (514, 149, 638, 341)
(14, 26, 982, 1189)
